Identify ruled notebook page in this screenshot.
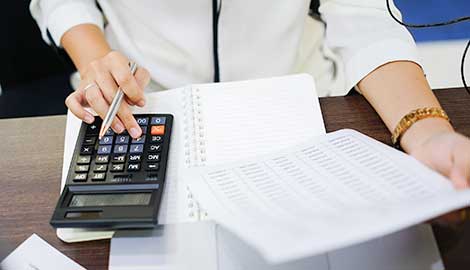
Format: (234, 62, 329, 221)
(192, 74, 325, 166)
(185, 129, 470, 263)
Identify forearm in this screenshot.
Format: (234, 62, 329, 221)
(358, 61, 453, 153)
(61, 23, 111, 74)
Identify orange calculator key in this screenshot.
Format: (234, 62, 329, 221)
(151, 125, 165, 135)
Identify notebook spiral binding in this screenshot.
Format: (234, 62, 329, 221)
(194, 88, 210, 219)
(181, 87, 198, 220)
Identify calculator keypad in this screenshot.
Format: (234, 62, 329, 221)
(69, 114, 172, 184)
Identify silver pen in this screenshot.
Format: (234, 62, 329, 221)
(99, 61, 138, 139)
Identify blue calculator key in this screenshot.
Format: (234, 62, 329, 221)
(116, 135, 129, 144)
(140, 126, 147, 134)
(136, 117, 149, 126)
(99, 136, 113, 145)
(151, 117, 166, 125)
(114, 144, 128, 154)
(97, 145, 112, 154)
(129, 144, 144, 153)
(131, 135, 146, 144)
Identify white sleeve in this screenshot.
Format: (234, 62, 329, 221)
(319, 0, 421, 90)
(30, 0, 104, 46)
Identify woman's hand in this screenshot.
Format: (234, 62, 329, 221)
(65, 51, 151, 138)
(403, 120, 470, 224)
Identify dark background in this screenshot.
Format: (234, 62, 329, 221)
(0, 0, 468, 119)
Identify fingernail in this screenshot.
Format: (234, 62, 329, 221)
(138, 99, 146, 107)
(84, 114, 95, 124)
(115, 122, 125, 133)
(130, 127, 141, 138)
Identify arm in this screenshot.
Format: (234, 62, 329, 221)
(30, 0, 150, 138)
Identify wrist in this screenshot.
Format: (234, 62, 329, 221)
(400, 117, 454, 153)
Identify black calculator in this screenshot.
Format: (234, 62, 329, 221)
(50, 114, 173, 228)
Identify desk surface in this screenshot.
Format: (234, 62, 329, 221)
(1, 88, 470, 269)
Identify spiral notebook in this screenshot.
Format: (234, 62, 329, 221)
(57, 74, 325, 242)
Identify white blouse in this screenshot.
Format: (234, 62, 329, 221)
(30, 0, 420, 96)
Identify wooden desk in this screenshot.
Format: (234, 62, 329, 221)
(1, 88, 469, 269)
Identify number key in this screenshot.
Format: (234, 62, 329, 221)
(97, 145, 112, 154)
(129, 144, 144, 153)
(151, 117, 166, 125)
(114, 144, 128, 154)
(99, 136, 113, 145)
(136, 117, 149, 126)
(116, 135, 129, 144)
(131, 135, 146, 144)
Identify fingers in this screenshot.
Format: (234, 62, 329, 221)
(447, 135, 470, 189)
(105, 52, 146, 106)
(65, 91, 95, 124)
(116, 101, 142, 138)
(85, 86, 125, 134)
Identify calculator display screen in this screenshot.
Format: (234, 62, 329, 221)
(69, 193, 152, 207)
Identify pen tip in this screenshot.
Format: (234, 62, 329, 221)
(98, 126, 106, 140)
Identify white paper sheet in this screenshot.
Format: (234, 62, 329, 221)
(185, 129, 470, 263)
(0, 234, 85, 270)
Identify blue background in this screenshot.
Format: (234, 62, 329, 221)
(394, 0, 470, 42)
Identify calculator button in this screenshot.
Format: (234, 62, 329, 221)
(83, 137, 96, 145)
(95, 155, 110, 164)
(75, 165, 89, 173)
(151, 125, 165, 135)
(99, 136, 113, 145)
(110, 164, 125, 172)
(129, 144, 144, 153)
(97, 145, 112, 154)
(151, 117, 166, 125)
(148, 144, 162, 153)
(151, 136, 163, 143)
(128, 154, 142, 162)
(114, 144, 128, 154)
(93, 164, 108, 172)
(115, 135, 129, 144)
(73, 173, 88, 182)
(80, 146, 93, 155)
(147, 154, 160, 162)
(112, 155, 126, 163)
(77, 155, 91, 164)
(86, 123, 99, 134)
(140, 126, 148, 134)
(105, 128, 114, 135)
(136, 117, 149, 126)
(131, 135, 146, 144)
(127, 163, 141, 171)
(146, 163, 159, 171)
(91, 172, 106, 181)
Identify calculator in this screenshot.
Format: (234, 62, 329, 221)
(50, 114, 173, 228)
